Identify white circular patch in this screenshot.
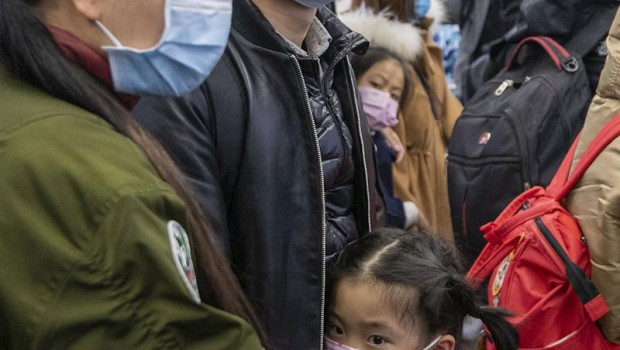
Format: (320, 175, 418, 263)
(491, 251, 514, 299)
(168, 220, 201, 303)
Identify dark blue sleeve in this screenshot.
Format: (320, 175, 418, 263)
(133, 88, 232, 257)
(373, 132, 406, 228)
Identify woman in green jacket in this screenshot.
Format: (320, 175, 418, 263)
(0, 0, 264, 348)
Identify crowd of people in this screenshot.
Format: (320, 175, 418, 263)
(1, 0, 620, 349)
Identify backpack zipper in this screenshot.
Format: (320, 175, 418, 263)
(291, 55, 327, 350)
(494, 76, 532, 96)
(505, 112, 532, 190)
(495, 79, 515, 96)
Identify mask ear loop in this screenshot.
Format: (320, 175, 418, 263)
(420, 335, 442, 350)
(476, 330, 490, 350)
(95, 20, 124, 48)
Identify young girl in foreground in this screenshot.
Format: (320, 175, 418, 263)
(326, 229, 518, 350)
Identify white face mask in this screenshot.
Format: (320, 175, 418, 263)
(96, 0, 232, 97)
(324, 335, 443, 350)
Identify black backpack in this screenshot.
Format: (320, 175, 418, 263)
(448, 35, 595, 267)
(461, 2, 619, 102)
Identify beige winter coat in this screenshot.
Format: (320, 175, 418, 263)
(565, 8, 620, 343)
(340, 4, 462, 240)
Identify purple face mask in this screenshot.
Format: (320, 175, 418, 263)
(324, 338, 361, 350)
(325, 335, 442, 350)
(358, 86, 400, 131)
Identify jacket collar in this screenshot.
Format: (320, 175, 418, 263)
(231, 0, 368, 59)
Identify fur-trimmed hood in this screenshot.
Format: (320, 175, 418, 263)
(338, 0, 446, 61)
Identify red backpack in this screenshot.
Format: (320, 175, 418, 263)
(467, 115, 620, 349)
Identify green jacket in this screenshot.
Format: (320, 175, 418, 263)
(0, 65, 262, 349)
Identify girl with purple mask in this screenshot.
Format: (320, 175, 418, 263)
(352, 48, 428, 231)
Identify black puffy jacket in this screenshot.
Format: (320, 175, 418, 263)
(133, 2, 382, 349)
(305, 49, 359, 258)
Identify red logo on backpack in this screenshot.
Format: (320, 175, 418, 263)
(467, 115, 620, 349)
(479, 132, 492, 145)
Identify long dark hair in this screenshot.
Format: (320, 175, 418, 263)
(329, 229, 519, 350)
(0, 0, 266, 343)
(350, 47, 411, 107)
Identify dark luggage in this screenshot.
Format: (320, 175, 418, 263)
(448, 36, 591, 266)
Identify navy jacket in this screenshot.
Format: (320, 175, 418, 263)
(133, 2, 382, 348)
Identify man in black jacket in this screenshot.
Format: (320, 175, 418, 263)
(133, 0, 382, 348)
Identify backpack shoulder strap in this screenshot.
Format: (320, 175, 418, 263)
(534, 217, 610, 322)
(201, 32, 250, 145)
(547, 114, 620, 200)
(565, 6, 617, 57)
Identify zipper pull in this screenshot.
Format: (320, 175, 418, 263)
(524, 76, 531, 84)
(494, 79, 514, 96)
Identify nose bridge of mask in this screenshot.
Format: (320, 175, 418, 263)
(324, 337, 363, 350)
(360, 86, 391, 107)
(325, 335, 442, 350)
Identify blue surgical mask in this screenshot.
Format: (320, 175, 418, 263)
(96, 0, 231, 97)
(293, 0, 334, 9)
(415, 0, 431, 18)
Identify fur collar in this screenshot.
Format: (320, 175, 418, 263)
(338, 0, 446, 61)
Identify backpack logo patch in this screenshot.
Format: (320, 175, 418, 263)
(479, 132, 492, 145)
(168, 220, 201, 303)
(491, 250, 514, 306)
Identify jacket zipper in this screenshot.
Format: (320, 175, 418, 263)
(292, 55, 327, 350)
(345, 59, 372, 233)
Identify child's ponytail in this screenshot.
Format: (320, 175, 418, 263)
(445, 275, 519, 350)
(471, 305, 519, 350)
(329, 229, 519, 350)
(418, 264, 519, 350)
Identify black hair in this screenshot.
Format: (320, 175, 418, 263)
(0, 0, 267, 344)
(350, 47, 411, 106)
(329, 228, 519, 350)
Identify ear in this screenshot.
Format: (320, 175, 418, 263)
(71, 0, 103, 21)
(434, 334, 456, 350)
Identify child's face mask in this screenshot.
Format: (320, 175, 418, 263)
(325, 335, 442, 350)
(324, 338, 358, 350)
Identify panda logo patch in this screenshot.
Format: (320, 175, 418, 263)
(168, 221, 201, 303)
